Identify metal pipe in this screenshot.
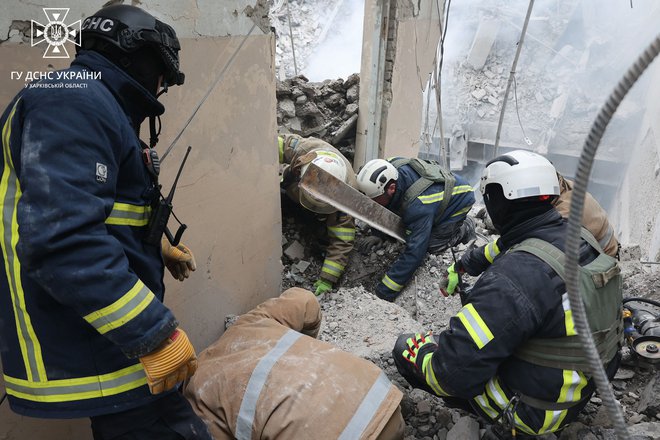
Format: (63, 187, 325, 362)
(285, 0, 298, 76)
(493, 0, 535, 158)
(565, 32, 660, 440)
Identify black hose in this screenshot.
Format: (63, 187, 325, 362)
(622, 297, 660, 308)
(564, 33, 660, 440)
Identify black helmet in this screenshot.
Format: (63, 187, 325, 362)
(80, 5, 184, 88)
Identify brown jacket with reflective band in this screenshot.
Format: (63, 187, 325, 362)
(553, 175, 618, 257)
(184, 288, 403, 440)
(280, 134, 358, 283)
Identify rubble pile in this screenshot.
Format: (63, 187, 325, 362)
(280, 205, 660, 439)
(277, 73, 360, 160)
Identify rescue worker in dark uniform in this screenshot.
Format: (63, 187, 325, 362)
(356, 158, 475, 301)
(392, 150, 622, 437)
(442, 170, 619, 296)
(0, 5, 211, 439)
(279, 134, 357, 296)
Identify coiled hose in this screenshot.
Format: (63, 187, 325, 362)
(565, 33, 660, 440)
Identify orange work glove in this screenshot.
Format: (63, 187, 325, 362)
(162, 238, 196, 281)
(139, 328, 198, 394)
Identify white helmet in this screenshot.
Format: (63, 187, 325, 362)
(357, 159, 399, 198)
(299, 150, 348, 214)
(480, 150, 559, 200)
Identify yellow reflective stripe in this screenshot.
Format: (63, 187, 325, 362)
(484, 241, 501, 264)
(485, 379, 535, 435)
(382, 274, 403, 292)
(4, 363, 147, 402)
(421, 353, 450, 396)
(456, 303, 494, 349)
(451, 206, 471, 217)
(1, 99, 47, 382)
(278, 136, 284, 163)
(327, 226, 356, 242)
(83, 280, 155, 335)
(474, 392, 499, 419)
(561, 293, 577, 336)
(105, 202, 151, 227)
(538, 369, 589, 433)
(316, 150, 340, 159)
(322, 259, 344, 277)
(418, 185, 474, 204)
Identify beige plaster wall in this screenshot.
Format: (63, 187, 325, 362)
(0, 33, 279, 439)
(382, 17, 440, 159)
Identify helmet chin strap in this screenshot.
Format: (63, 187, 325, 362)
(149, 86, 169, 148)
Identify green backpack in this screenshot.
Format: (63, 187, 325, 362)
(508, 228, 623, 373)
(389, 158, 456, 224)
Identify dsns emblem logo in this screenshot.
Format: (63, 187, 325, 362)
(31, 8, 81, 59)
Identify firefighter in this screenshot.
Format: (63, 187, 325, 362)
(279, 134, 357, 296)
(443, 170, 619, 297)
(0, 5, 211, 439)
(184, 287, 404, 440)
(392, 150, 622, 437)
(356, 158, 475, 302)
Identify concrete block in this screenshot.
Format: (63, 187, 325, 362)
(278, 98, 296, 118)
(471, 89, 486, 100)
(467, 19, 500, 70)
(295, 260, 311, 273)
(284, 240, 305, 260)
(447, 416, 479, 440)
(550, 93, 568, 119)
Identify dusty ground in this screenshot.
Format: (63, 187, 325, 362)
(281, 205, 660, 440)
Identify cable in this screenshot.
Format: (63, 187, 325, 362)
(623, 297, 660, 308)
(564, 32, 660, 440)
(493, 0, 535, 159)
(160, 23, 257, 163)
(512, 74, 531, 145)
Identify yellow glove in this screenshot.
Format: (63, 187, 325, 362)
(162, 239, 196, 281)
(139, 328, 198, 394)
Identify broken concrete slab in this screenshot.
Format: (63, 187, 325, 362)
(284, 240, 305, 260)
(447, 416, 479, 440)
(467, 19, 500, 70)
(295, 260, 311, 273)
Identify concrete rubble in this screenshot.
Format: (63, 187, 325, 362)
(277, 73, 359, 161)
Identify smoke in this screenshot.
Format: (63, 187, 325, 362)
(423, 0, 660, 211)
(303, 0, 364, 81)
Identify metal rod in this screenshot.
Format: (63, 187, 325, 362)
(493, 0, 535, 158)
(285, 0, 298, 76)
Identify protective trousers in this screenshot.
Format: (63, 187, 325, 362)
(90, 392, 212, 440)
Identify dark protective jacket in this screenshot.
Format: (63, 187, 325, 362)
(279, 134, 357, 284)
(416, 210, 620, 435)
(0, 51, 178, 418)
(460, 178, 618, 276)
(377, 162, 474, 299)
(185, 288, 403, 440)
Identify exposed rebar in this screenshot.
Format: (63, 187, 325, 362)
(565, 32, 660, 440)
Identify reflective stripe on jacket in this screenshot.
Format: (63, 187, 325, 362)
(185, 288, 402, 440)
(0, 51, 177, 418)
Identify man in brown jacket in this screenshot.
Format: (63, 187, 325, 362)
(184, 288, 404, 439)
(279, 134, 358, 295)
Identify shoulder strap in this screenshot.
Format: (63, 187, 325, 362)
(510, 238, 567, 280)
